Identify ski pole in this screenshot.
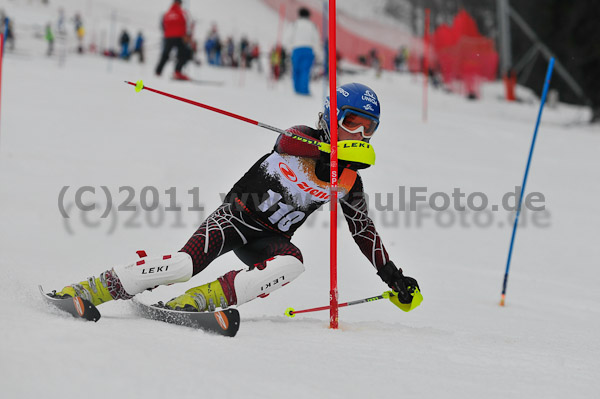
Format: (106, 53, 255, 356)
(285, 292, 392, 318)
(125, 80, 331, 152)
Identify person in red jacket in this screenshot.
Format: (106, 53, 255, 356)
(155, 0, 192, 80)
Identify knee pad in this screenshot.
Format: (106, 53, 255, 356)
(113, 252, 193, 296)
(233, 255, 304, 305)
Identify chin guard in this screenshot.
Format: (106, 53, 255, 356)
(318, 140, 376, 166)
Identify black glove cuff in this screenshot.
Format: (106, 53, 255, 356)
(376, 261, 404, 286)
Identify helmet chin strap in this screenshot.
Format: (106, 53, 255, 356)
(317, 112, 331, 143)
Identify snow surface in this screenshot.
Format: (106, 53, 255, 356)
(1, 1, 599, 398)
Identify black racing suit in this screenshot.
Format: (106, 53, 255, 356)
(180, 125, 390, 282)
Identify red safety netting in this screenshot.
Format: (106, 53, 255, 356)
(431, 10, 498, 96)
(261, 0, 419, 71)
(261, 1, 498, 94)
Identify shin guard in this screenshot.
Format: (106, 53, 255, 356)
(226, 255, 305, 306)
(113, 252, 193, 296)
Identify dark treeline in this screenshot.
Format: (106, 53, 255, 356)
(510, 1, 600, 122)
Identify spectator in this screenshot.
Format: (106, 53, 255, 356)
(213, 34, 222, 66)
(119, 29, 131, 60)
(279, 46, 288, 76)
(249, 42, 261, 72)
(224, 37, 236, 67)
(155, 0, 192, 80)
(369, 48, 382, 77)
(1, 13, 15, 51)
(239, 35, 249, 67)
(74, 13, 84, 53)
(287, 7, 321, 95)
(57, 8, 66, 35)
(205, 25, 221, 66)
(270, 46, 283, 80)
(45, 23, 54, 56)
(188, 36, 201, 66)
(131, 31, 145, 63)
(394, 46, 408, 72)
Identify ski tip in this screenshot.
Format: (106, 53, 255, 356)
(38, 285, 53, 298)
(39, 284, 101, 322)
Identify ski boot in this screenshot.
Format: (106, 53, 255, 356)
(52, 270, 118, 307)
(164, 279, 229, 312)
(173, 71, 190, 81)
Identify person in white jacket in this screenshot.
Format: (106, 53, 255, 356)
(288, 7, 321, 95)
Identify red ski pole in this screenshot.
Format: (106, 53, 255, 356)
(285, 292, 392, 317)
(125, 80, 329, 151)
(285, 288, 423, 317)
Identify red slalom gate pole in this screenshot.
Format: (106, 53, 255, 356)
(0, 33, 4, 139)
(328, 0, 339, 330)
(423, 9, 430, 123)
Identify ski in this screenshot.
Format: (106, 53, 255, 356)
(131, 300, 240, 337)
(39, 285, 239, 335)
(171, 78, 225, 86)
(39, 285, 101, 322)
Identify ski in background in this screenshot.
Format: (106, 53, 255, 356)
(170, 77, 225, 86)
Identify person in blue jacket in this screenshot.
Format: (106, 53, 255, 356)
(288, 7, 321, 95)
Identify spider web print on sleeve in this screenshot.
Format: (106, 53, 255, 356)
(340, 196, 389, 269)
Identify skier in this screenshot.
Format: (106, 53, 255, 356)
(50, 83, 421, 314)
(155, 0, 192, 80)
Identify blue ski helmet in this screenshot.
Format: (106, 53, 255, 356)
(323, 83, 381, 134)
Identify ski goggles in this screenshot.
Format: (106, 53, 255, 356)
(338, 108, 379, 138)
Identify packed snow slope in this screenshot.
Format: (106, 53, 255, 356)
(1, 1, 599, 398)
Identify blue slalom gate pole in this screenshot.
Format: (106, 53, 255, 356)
(500, 57, 555, 306)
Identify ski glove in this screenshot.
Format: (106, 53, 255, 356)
(377, 261, 420, 304)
